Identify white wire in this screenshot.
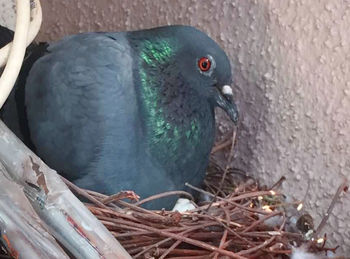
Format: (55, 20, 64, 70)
(0, 0, 42, 68)
(0, 0, 31, 108)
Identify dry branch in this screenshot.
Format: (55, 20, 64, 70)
(0, 162, 69, 258)
(0, 121, 131, 259)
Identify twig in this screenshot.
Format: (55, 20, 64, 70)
(212, 206, 229, 259)
(134, 191, 194, 206)
(220, 129, 237, 188)
(211, 139, 232, 154)
(102, 191, 140, 205)
(61, 176, 109, 209)
(207, 130, 237, 211)
(313, 180, 348, 239)
(242, 212, 282, 233)
(159, 239, 183, 259)
(269, 176, 286, 190)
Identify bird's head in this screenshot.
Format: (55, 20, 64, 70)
(169, 25, 238, 124)
(129, 25, 238, 124)
(164, 26, 238, 123)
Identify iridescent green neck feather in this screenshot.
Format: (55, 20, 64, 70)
(134, 37, 214, 165)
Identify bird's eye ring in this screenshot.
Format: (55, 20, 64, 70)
(198, 57, 211, 72)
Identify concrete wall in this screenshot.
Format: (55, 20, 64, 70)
(1, 0, 349, 253)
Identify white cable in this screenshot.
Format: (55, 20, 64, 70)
(0, 0, 31, 108)
(0, 0, 42, 68)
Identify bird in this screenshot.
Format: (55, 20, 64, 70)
(0, 25, 238, 209)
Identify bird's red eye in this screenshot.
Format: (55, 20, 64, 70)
(198, 57, 211, 72)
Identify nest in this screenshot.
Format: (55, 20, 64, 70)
(63, 131, 345, 259)
(1, 135, 346, 259)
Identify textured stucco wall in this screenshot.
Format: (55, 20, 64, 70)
(0, 0, 15, 28)
(1, 0, 349, 253)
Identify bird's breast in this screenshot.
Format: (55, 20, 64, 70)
(144, 105, 216, 183)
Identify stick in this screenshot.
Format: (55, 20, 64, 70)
(0, 121, 131, 259)
(313, 180, 348, 239)
(207, 130, 236, 211)
(0, 162, 69, 258)
(134, 191, 194, 206)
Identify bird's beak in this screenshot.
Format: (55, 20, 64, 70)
(214, 85, 239, 124)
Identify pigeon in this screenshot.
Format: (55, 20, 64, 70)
(1, 25, 238, 209)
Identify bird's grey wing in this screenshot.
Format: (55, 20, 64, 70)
(25, 32, 139, 180)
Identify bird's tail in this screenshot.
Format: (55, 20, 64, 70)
(0, 25, 48, 150)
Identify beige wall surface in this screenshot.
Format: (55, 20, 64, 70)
(1, 0, 349, 254)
